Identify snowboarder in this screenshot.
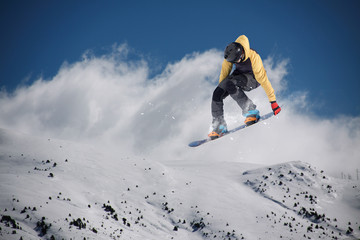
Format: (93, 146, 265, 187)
(209, 35, 281, 139)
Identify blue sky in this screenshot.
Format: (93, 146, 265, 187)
(1, 0, 360, 117)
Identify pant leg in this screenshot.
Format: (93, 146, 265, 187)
(227, 72, 259, 115)
(211, 85, 229, 119)
(211, 72, 260, 119)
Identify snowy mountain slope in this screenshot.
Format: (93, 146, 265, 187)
(0, 128, 359, 240)
(243, 162, 360, 238)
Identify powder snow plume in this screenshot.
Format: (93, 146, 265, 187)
(0, 45, 359, 177)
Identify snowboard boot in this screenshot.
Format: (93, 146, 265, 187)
(244, 109, 260, 126)
(208, 117, 228, 140)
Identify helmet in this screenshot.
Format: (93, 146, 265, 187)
(224, 42, 244, 63)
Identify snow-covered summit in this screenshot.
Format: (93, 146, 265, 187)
(0, 128, 359, 239)
(243, 161, 359, 238)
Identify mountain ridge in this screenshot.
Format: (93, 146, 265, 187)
(0, 128, 359, 239)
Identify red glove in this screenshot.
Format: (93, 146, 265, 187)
(271, 101, 281, 115)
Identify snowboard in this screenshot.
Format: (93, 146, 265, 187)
(188, 111, 275, 147)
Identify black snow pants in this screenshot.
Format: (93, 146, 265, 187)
(211, 70, 260, 119)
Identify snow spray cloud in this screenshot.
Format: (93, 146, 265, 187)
(0, 44, 221, 148)
(0, 45, 359, 177)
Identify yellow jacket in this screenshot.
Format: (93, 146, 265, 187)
(219, 35, 276, 102)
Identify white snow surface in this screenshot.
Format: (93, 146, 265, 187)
(0, 49, 360, 239)
(0, 128, 359, 240)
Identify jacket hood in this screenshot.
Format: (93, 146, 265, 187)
(235, 35, 250, 61)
